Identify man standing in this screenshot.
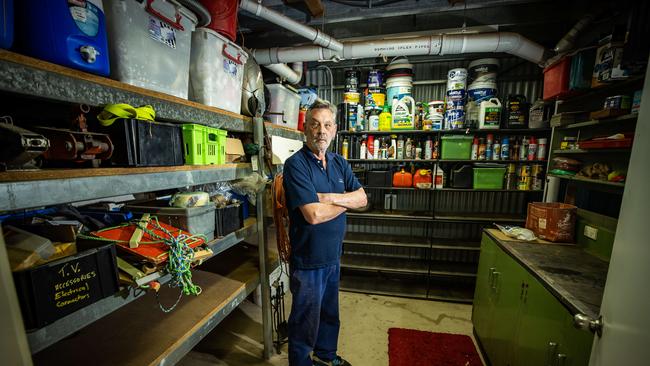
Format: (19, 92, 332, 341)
(283, 101, 367, 366)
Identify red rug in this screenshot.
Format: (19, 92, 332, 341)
(388, 328, 483, 366)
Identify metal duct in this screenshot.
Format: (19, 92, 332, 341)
(554, 14, 596, 53)
(252, 32, 549, 66)
(264, 62, 303, 84)
(239, 0, 343, 52)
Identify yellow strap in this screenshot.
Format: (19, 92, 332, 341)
(97, 104, 156, 126)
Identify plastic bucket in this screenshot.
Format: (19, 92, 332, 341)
(386, 76, 412, 106)
(447, 68, 467, 91)
(445, 109, 465, 130)
(468, 81, 497, 102)
(468, 58, 500, 83)
(386, 56, 413, 77)
(199, 0, 238, 41)
(446, 89, 466, 101)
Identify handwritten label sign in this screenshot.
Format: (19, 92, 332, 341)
(53, 261, 97, 309)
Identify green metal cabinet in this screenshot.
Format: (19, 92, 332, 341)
(473, 233, 594, 366)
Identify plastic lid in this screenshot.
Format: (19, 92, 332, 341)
(468, 58, 501, 69)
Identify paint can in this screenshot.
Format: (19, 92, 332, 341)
(345, 69, 360, 92)
(368, 69, 383, 88)
(447, 68, 467, 91)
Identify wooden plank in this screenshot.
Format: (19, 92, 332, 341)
(0, 163, 250, 183)
(0, 50, 250, 123)
(32, 270, 252, 366)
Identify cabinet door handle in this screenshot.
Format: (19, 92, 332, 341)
(491, 271, 501, 291)
(488, 267, 496, 287)
(523, 283, 529, 303)
(557, 353, 567, 366)
(546, 342, 558, 366)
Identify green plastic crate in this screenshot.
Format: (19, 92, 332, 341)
(182, 124, 226, 165)
(473, 167, 506, 189)
(441, 135, 473, 160)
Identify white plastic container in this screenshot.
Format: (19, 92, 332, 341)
(479, 98, 502, 129)
(391, 95, 415, 130)
(189, 28, 247, 113)
(267, 84, 301, 129)
(104, 0, 198, 99)
(386, 76, 413, 107)
(447, 68, 467, 91)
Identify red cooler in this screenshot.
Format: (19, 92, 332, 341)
(199, 0, 239, 41)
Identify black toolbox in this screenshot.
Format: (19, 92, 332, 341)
(101, 118, 184, 166)
(12, 243, 119, 330)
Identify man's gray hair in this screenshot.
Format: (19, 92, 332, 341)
(305, 101, 337, 125)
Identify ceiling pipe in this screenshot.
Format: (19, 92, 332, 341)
(264, 62, 303, 84)
(554, 13, 596, 53)
(239, 0, 343, 53)
(252, 32, 550, 66)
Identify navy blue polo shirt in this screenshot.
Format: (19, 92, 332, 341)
(283, 146, 362, 269)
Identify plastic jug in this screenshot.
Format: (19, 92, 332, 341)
(391, 96, 415, 130)
(478, 98, 502, 130)
(434, 164, 445, 189)
(392, 168, 413, 187)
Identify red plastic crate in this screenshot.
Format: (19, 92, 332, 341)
(543, 57, 572, 100)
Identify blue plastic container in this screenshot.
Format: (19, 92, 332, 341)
(14, 0, 109, 76)
(0, 0, 13, 49)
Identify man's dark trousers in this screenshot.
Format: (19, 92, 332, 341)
(288, 263, 341, 366)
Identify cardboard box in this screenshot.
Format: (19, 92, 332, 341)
(526, 202, 577, 242)
(226, 138, 245, 163)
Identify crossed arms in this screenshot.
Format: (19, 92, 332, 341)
(299, 188, 367, 225)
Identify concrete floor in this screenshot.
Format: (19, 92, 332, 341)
(179, 291, 482, 366)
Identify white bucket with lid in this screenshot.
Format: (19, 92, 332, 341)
(386, 75, 412, 107)
(468, 80, 497, 103)
(468, 58, 500, 83)
(447, 68, 467, 91)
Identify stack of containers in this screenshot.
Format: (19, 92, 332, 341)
(466, 59, 500, 127)
(104, 0, 202, 99)
(364, 69, 385, 132)
(445, 68, 467, 130)
(385, 57, 414, 107)
(339, 69, 362, 131)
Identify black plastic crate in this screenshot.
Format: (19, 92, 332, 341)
(101, 118, 183, 166)
(215, 204, 243, 237)
(12, 243, 120, 330)
(366, 170, 392, 187)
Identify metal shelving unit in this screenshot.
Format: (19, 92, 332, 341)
(0, 52, 274, 363)
(31, 246, 279, 366)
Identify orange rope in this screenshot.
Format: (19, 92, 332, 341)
(272, 173, 291, 263)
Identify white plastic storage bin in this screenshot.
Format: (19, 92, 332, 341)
(267, 84, 301, 130)
(104, 0, 198, 99)
(189, 28, 247, 114)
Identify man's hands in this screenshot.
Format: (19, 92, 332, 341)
(316, 188, 367, 209)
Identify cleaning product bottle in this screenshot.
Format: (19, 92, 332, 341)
(397, 135, 404, 159)
(501, 136, 510, 160)
(527, 136, 537, 161)
(478, 138, 487, 160)
(379, 103, 392, 131)
(424, 136, 433, 160)
(486, 134, 494, 160)
(391, 95, 416, 130)
(373, 136, 380, 159)
(478, 98, 502, 129)
(493, 137, 501, 161)
(405, 138, 413, 159)
(389, 135, 397, 159)
(367, 135, 375, 159)
(360, 140, 367, 160)
(434, 164, 445, 189)
(471, 137, 479, 160)
(341, 138, 349, 159)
